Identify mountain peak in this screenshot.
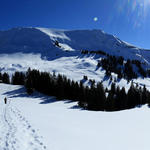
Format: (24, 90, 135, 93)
(0, 27, 150, 63)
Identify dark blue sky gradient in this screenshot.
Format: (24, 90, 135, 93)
(1, 0, 150, 49)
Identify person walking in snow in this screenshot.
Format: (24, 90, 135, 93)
(4, 97, 7, 104)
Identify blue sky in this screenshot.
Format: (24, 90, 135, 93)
(1, 0, 150, 49)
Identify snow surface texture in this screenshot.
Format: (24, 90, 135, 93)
(0, 84, 47, 150)
(1, 84, 150, 150)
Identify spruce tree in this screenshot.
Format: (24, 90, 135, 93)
(2, 73, 10, 84)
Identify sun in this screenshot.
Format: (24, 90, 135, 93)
(93, 17, 98, 22)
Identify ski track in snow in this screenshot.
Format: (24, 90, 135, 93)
(0, 100, 47, 150)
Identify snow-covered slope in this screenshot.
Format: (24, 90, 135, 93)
(0, 27, 150, 61)
(0, 84, 47, 150)
(38, 27, 150, 63)
(1, 83, 150, 150)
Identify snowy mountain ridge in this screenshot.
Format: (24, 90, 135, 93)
(36, 27, 150, 62)
(0, 27, 150, 62)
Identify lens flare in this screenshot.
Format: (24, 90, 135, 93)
(116, 0, 150, 27)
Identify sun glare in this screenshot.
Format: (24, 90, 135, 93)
(116, 0, 150, 27)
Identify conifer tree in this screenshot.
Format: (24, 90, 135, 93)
(12, 72, 25, 85)
(2, 73, 10, 84)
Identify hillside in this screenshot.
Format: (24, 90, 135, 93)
(0, 27, 150, 61)
(0, 27, 150, 90)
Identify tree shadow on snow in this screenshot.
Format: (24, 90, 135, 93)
(64, 100, 74, 104)
(2, 86, 58, 104)
(39, 97, 57, 104)
(3, 87, 28, 98)
(69, 105, 84, 110)
(3, 86, 87, 108)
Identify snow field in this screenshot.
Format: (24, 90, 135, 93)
(0, 84, 47, 150)
(0, 84, 150, 150)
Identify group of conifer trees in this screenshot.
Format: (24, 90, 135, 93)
(1, 68, 150, 111)
(81, 49, 148, 80)
(14, 69, 150, 111)
(0, 72, 10, 84)
(99, 56, 147, 80)
(0, 71, 25, 85)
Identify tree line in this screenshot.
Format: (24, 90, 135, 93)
(0, 71, 26, 85)
(1, 68, 149, 111)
